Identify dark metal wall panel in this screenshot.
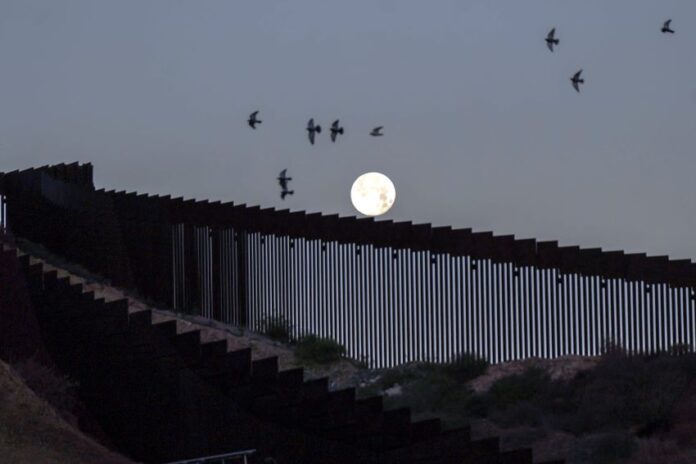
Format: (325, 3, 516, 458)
(533, 265, 540, 359)
(183, 223, 198, 313)
(0, 194, 7, 231)
(4, 163, 696, 369)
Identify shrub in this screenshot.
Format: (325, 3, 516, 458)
(377, 365, 421, 390)
(294, 335, 346, 366)
(487, 367, 551, 409)
(441, 353, 489, 383)
(561, 352, 694, 436)
(399, 374, 456, 411)
(461, 392, 489, 418)
(377, 353, 487, 393)
(356, 356, 489, 426)
(379, 366, 483, 424)
(258, 314, 292, 342)
(492, 400, 544, 428)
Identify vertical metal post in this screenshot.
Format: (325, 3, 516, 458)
(236, 230, 247, 328)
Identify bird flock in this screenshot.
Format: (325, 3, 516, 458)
(253, 18, 676, 200)
(547, 19, 675, 93)
(248, 112, 384, 200)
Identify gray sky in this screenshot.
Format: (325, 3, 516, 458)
(1, 1, 695, 260)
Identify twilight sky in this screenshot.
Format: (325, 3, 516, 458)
(1, 1, 695, 259)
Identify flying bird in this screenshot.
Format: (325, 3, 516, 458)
(570, 69, 584, 93)
(370, 126, 384, 137)
(277, 169, 294, 200)
(545, 28, 559, 52)
(306, 118, 321, 145)
(277, 169, 292, 190)
(330, 119, 344, 143)
(247, 111, 261, 129)
(662, 19, 675, 34)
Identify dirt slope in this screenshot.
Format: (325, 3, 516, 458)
(19, 246, 365, 391)
(0, 359, 135, 464)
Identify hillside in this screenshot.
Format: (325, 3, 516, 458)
(352, 352, 696, 464)
(11, 238, 369, 390)
(0, 359, 134, 464)
(9, 238, 696, 464)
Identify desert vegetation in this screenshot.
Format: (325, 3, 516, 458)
(294, 334, 347, 366)
(356, 346, 696, 464)
(258, 313, 349, 367)
(258, 314, 293, 343)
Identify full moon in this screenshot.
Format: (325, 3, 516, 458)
(350, 172, 396, 216)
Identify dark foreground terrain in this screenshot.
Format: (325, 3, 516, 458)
(3, 239, 696, 464)
(352, 349, 696, 464)
(0, 358, 134, 464)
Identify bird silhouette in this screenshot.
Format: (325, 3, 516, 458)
(330, 119, 344, 143)
(306, 118, 321, 145)
(277, 169, 292, 190)
(662, 19, 675, 34)
(546, 28, 559, 52)
(370, 126, 384, 136)
(247, 111, 261, 129)
(571, 69, 584, 93)
(277, 169, 293, 200)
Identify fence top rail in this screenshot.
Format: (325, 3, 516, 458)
(1, 162, 696, 287)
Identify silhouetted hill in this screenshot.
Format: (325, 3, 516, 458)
(0, 358, 135, 464)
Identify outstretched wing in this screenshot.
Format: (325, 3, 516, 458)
(371, 126, 383, 135)
(331, 131, 337, 143)
(547, 28, 556, 40)
(664, 19, 672, 28)
(573, 69, 583, 80)
(309, 130, 315, 145)
(247, 111, 258, 128)
(572, 80, 580, 92)
(332, 119, 339, 129)
(307, 118, 314, 130)
(547, 40, 554, 52)
(278, 169, 288, 188)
